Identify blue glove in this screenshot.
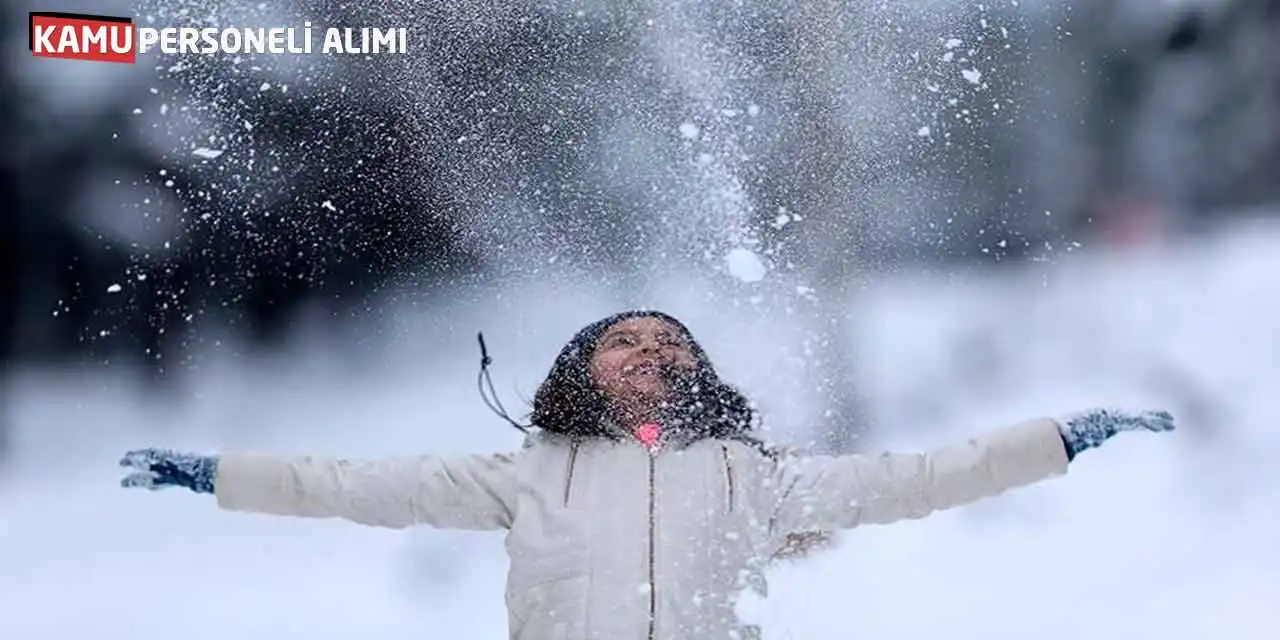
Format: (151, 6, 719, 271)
(1057, 408, 1175, 461)
(120, 448, 218, 494)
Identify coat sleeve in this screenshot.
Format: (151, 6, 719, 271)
(768, 418, 1069, 537)
(213, 452, 519, 530)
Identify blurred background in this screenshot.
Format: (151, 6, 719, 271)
(2, 0, 1278, 637)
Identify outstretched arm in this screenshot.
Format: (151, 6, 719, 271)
(768, 409, 1173, 538)
(121, 448, 519, 530)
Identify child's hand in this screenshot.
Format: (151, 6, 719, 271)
(1058, 409, 1175, 460)
(120, 448, 218, 494)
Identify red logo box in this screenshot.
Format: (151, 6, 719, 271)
(29, 11, 136, 64)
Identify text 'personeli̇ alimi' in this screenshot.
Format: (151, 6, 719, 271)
(29, 11, 408, 64)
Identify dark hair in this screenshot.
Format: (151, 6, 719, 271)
(530, 310, 764, 447)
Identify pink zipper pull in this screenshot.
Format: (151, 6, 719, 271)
(635, 422, 662, 449)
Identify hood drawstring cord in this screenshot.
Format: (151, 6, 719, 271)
(477, 332, 531, 434)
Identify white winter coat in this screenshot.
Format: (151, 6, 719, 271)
(214, 418, 1069, 640)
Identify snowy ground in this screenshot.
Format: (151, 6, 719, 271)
(2, 220, 1278, 639)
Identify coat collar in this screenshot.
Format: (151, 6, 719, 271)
(525, 417, 704, 450)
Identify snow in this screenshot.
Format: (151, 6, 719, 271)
(2, 221, 1279, 638)
(191, 147, 224, 159)
(725, 248, 767, 283)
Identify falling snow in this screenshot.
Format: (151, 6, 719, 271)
(725, 248, 767, 283)
(27, 0, 1169, 410)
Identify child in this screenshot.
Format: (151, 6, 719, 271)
(121, 310, 1174, 640)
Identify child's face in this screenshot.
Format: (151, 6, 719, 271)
(588, 316, 698, 410)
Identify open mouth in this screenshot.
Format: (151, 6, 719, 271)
(625, 360, 663, 376)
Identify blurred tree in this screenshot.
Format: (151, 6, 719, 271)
(0, 6, 487, 384)
(0, 12, 14, 458)
(1021, 0, 1280, 240)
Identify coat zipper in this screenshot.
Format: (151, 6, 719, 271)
(647, 449, 657, 640)
(563, 442, 579, 506)
(720, 443, 735, 512)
